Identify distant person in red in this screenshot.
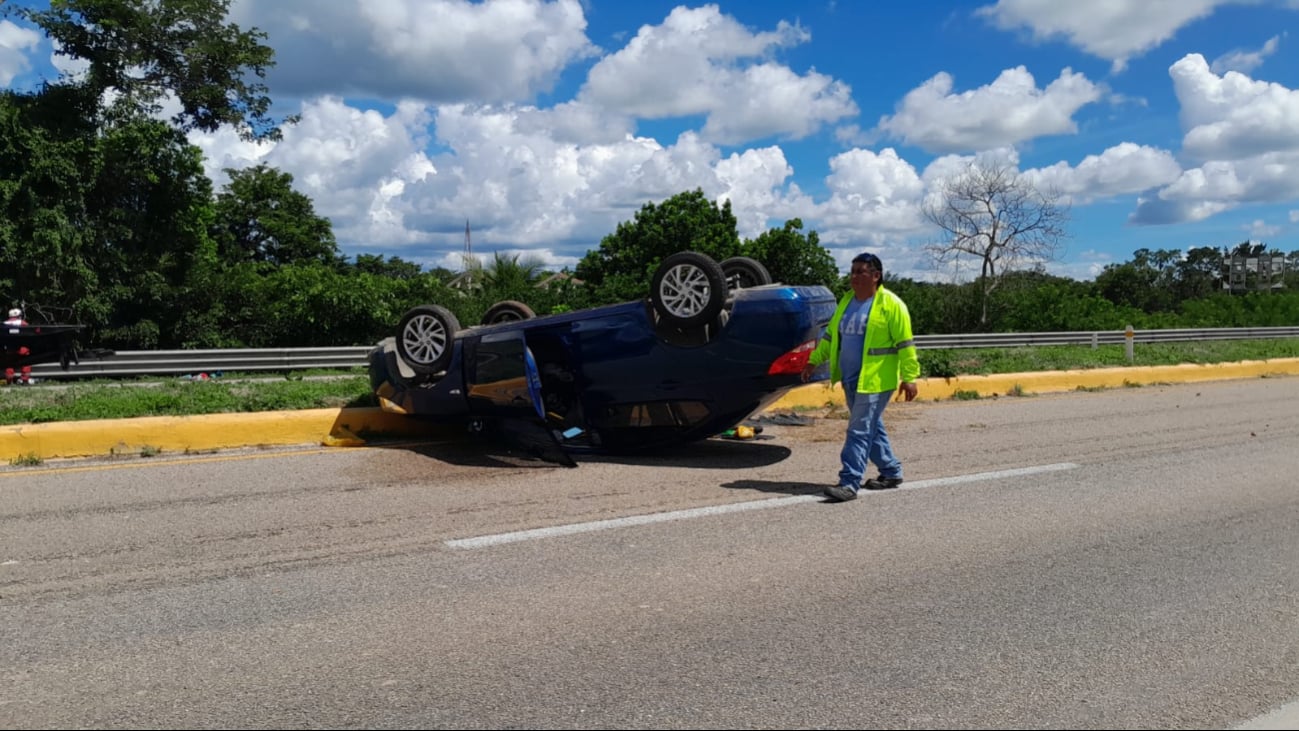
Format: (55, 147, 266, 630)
(4, 307, 32, 385)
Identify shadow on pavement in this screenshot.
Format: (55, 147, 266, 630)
(719, 479, 829, 497)
(363, 430, 794, 471)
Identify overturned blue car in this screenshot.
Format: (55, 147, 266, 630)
(368, 252, 835, 462)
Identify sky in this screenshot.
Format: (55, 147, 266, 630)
(2, 0, 1299, 281)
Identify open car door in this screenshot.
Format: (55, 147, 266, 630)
(464, 331, 576, 467)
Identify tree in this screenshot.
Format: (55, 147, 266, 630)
(922, 161, 1069, 327)
(0, 86, 101, 319)
(1286, 251, 1299, 290)
(1094, 248, 1180, 313)
(350, 254, 422, 280)
(9, 0, 293, 141)
(480, 252, 547, 293)
(741, 218, 838, 288)
(575, 189, 742, 304)
(451, 251, 549, 320)
(994, 269, 1125, 331)
(1173, 246, 1223, 301)
(210, 164, 339, 267)
(1, 0, 297, 347)
(0, 89, 218, 347)
(90, 116, 217, 348)
(1230, 240, 1268, 257)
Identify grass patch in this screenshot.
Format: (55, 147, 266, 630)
(951, 389, 982, 400)
(8, 452, 43, 467)
(0, 376, 373, 426)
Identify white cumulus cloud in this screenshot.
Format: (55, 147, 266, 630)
(1210, 34, 1283, 74)
(977, 0, 1241, 72)
(1130, 54, 1299, 225)
(1023, 143, 1182, 203)
(875, 66, 1103, 153)
(1131, 150, 1299, 224)
(579, 5, 856, 145)
(814, 148, 928, 244)
(0, 19, 41, 87)
(229, 0, 598, 103)
(1171, 53, 1299, 161)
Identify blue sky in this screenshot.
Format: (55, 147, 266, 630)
(3, 0, 1298, 281)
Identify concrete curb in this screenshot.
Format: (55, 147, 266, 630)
(770, 357, 1299, 410)
(3, 358, 1297, 462)
(0, 408, 441, 462)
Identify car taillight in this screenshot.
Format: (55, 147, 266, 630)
(767, 339, 817, 375)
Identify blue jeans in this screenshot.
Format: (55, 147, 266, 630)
(837, 385, 902, 488)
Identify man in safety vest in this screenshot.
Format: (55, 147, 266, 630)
(4, 307, 33, 385)
(800, 252, 919, 502)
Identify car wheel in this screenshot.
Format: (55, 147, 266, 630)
(396, 304, 460, 375)
(481, 300, 536, 325)
(720, 256, 772, 291)
(651, 251, 726, 329)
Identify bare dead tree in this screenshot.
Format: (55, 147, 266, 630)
(922, 162, 1069, 327)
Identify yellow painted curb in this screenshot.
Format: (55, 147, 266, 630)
(0, 407, 439, 462)
(768, 357, 1299, 410)
(3, 358, 1297, 462)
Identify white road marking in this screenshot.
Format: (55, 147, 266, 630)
(895, 462, 1081, 489)
(1235, 699, 1299, 730)
(445, 462, 1080, 550)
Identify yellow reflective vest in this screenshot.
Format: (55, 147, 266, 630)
(808, 286, 920, 393)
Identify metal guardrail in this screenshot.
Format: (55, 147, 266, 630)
(918, 326, 1299, 348)
(26, 327, 1299, 380)
(30, 346, 373, 380)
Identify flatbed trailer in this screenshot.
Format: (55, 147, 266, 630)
(1, 323, 89, 372)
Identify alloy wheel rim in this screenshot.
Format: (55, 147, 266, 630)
(403, 314, 450, 364)
(659, 263, 712, 318)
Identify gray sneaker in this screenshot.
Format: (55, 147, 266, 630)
(824, 484, 858, 502)
(863, 476, 903, 490)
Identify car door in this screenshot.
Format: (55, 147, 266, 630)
(464, 330, 545, 420)
(463, 329, 576, 467)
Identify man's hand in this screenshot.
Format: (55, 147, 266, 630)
(897, 381, 917, 402)
(800, 361, 817, 383)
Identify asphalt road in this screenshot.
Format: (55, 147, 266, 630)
(2, 378, 1297, 729)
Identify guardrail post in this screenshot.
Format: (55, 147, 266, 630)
(1125, 324, 1134, 362)
(1091, 332, 1098, 350)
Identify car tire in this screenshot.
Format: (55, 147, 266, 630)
(651, 251, 727, 330)
(720, 256, 772, 291)
(481, 300, 536, 325)
(396, 304, 460, 375)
